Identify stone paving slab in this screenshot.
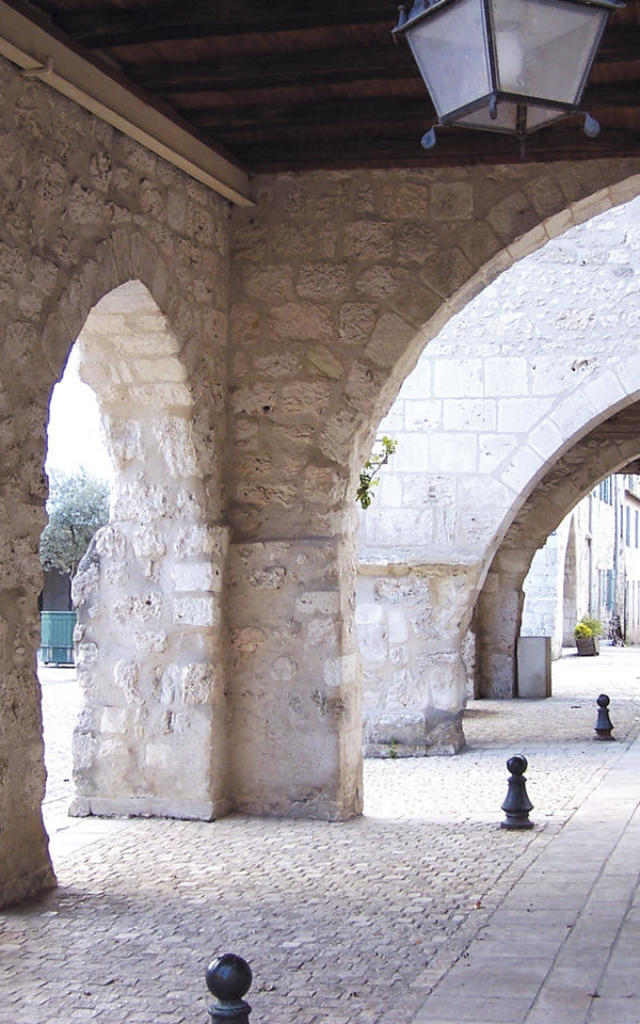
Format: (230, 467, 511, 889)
(1, 648, 639, 1024)
(413, 710, 640, 1024)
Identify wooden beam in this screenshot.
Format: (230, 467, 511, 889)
(127, 45, 414, 94)
(191, 96, 437, 132)
(216, 126, 640, 171)
(189, 83, 640, 138)
(46, 0, 392, 49)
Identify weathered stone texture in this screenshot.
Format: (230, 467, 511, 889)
(4, 43, 640, 907)
(358, 195, 640, 728)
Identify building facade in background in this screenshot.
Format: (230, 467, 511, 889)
(522, 473, 640, 653)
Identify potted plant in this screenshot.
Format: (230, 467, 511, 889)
(574, 616, 603, 657)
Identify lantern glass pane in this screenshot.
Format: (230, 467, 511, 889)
(405, 0, 491, 119)
(490, 0, 607, 105)
(455, 101, 564, 133)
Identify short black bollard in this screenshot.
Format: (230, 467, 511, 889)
(594, 693, 615, 741)
(206, 953, 252, 1024)
(501, 754, 534, 830)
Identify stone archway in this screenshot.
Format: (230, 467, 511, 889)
(69, 281, 228, 821)
(475, 404, 640, 698)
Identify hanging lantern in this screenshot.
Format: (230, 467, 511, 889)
(393, 0, 623, 150)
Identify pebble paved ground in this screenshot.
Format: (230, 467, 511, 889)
(1, 648, 640, 1024)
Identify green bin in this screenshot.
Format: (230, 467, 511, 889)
(40, 611, 76, 665)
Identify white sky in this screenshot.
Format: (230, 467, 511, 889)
(46, 347, 113, 481)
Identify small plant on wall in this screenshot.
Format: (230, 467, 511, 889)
(356, 436, 398, 510)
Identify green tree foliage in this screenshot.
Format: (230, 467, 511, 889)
(39, 470, 110, 578)
(356, 436, 398, 510)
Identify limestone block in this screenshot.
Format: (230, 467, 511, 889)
(295, 591, 340, 616)
(72, 562, 100, 607)
(248, 566, 287, 589)
(173, 596, 217, 627)
(339, 302, 378, 345)
(305, 618, 336, 646)
(268, 303, 334, 344)
(432, 359, 483, 399)
(388, 608, 409, 644)
(75, 642, 98, 670)
(303, 465, 345, 506)
(500, 446, 544, 495)
(153, 417, 199, 477)
(72, 734, 99, 779)
(114, 660, 141, 704)
(497, 398, 549, 433)
(428, 433, 477, 475)
(231, 627, 267, 655)
(323, 652, 359, 688)
(297, 263, 350, 300)
(431, 182, 473, 221)
(478, 434, 516, 474)
(355, 265, 408, 302)
(279, 381, 333, 419)
(133, 526, 166, 560)
(103, 419, 143, 465)
(172, 562, 218, 592)
(95, 525, 127, 561)
(406, 399, 444, 431)
(113, 593, 162, 622)
(343, 221, 394, 260)
(134, 631, 167, 654)
(101, 706, 129, 734)
(181, 662, 217, 704)
(484, 357, 527, 397)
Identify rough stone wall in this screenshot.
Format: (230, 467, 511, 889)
(0, 55, 230, 905)
(521, 534, 565, 657)
(70, 282, 229, 820)
(357, 194, 640, 729)
(4, 41, 640, 905)
(227, 166, 640, 771)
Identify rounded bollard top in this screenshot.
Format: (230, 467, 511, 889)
(506, 754, 528, 776)
(206, 954, 253, 1004)
(597, 693, 610, 708)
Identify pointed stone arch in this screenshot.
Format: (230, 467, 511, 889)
(475, 404, 640, 697)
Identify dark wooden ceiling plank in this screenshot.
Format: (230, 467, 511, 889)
(125, 45, 414, 92)
(49, 0, 392, 48)
(214, 126, 640, 171)
(187, 84, 639, 135)
(190, 96, 436, 131)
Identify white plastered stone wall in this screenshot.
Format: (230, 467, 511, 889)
(358, 196, 640, 748)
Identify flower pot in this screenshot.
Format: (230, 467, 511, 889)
(576, 635, 599, 656)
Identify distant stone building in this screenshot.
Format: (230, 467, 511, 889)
(522, 473, 640, 653)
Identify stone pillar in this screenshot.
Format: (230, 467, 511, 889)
(475, 568, 526, 699)
(70, 282, 229, 821)
(357, 562, 479, 756)
(0, 417, 57, 904)
(227, 534, 362, 819)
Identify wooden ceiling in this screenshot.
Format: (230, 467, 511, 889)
(6, 0, 640, 171)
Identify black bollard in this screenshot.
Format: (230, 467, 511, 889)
(501, 754, 534, 830)
(206, 953, 253, 1024)
(594, 693, 615, 741)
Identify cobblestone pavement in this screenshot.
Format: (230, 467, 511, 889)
(1, 648, 639, 1024)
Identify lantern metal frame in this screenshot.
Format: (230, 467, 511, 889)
(393, 0, 624, 151)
